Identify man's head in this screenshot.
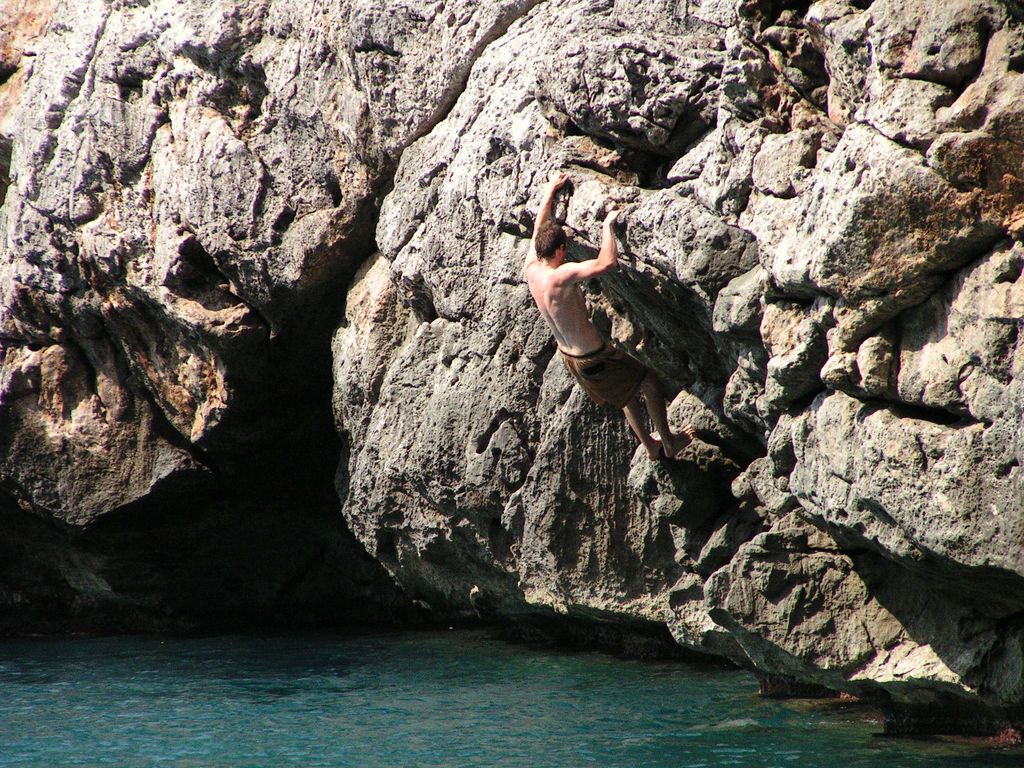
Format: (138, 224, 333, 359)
(534, 220, 567, 262)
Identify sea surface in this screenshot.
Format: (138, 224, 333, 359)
(0, 629, 1020, 768)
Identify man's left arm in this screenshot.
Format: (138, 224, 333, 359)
(557, 209, 620, 281)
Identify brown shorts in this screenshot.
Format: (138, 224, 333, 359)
(560, 343, 649, 409)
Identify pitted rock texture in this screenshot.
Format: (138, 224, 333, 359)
(2, 0, 1023, 735)
(0, 0, 403, 630)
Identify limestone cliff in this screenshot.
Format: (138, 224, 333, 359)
(1, 0, 1022, 735)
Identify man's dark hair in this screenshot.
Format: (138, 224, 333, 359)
(535, 221, 567, 260)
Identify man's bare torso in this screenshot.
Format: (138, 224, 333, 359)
(525, 261, 605, 356)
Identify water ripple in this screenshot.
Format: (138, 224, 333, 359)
(0, 631, 1020, 768)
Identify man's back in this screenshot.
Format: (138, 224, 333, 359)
(524, 172, 619, 355)
(525, 259, 605, 356)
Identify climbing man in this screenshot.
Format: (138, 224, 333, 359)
(524, 172, 696, 459)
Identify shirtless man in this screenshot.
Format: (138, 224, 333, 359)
(525, 172, 695, 459)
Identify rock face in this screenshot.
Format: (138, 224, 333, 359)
(1, 0, 1022, 735)
(0, 0, 404, 630)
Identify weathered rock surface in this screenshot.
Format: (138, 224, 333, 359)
(2, 0, 1023, 735)
(0, 0, 404, 630)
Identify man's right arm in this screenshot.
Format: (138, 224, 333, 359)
(531, 173, 569, 243)
(526, 172, 569, 273)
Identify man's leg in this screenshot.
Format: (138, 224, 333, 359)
(639, 373, 695, 458)
(622, 396, 662, 459)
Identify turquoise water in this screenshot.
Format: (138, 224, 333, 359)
(0, 630, 1020, 768)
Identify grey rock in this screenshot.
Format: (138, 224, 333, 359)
(896, 241, 1023, 422)
(0, 0, 404, 629)
(751, 130, 819, 198)
(344, 0, 753, 631)
(759, 296, 830, 419)
(534, 17, 722, 157)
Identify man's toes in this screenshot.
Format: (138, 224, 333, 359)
(662, 440, 683, 459)
(661, 427, 696, 459)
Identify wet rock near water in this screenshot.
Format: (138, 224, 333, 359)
(1, 0, 1023, 735)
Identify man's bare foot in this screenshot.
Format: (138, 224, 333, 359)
(643, 437, 663, 460)
(663, 425, 697, 459)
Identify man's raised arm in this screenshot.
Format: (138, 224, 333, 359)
(531, 172, 569, 245)
(594, 209, 620, 272)
(557, 208, 620, 281)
